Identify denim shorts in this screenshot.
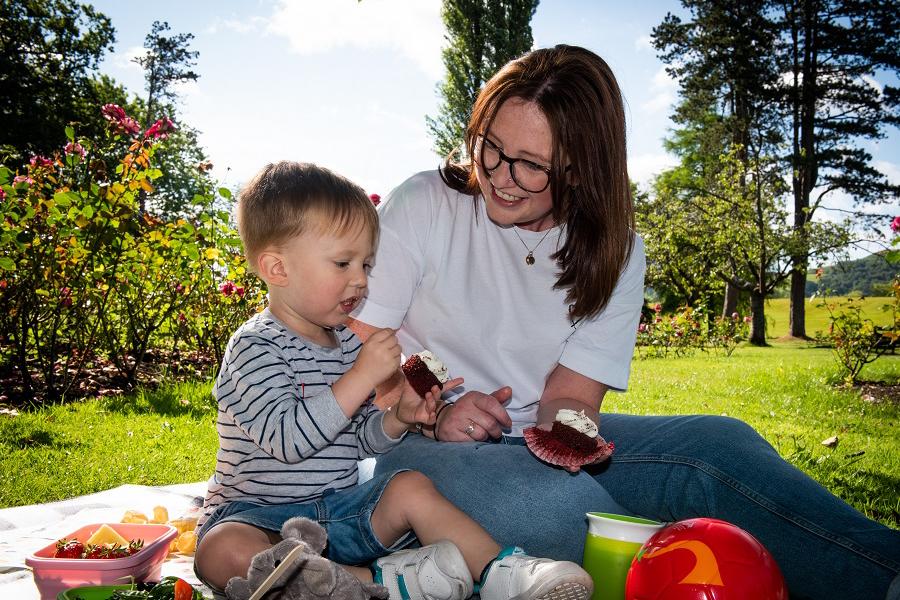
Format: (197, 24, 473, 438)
(195, 469, 416, 591)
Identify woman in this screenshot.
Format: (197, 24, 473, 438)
(350, 45, 899, 600)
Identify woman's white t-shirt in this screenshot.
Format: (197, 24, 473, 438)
(354, 170, 646, 435)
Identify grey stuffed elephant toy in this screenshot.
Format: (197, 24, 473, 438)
(225, 517, 389, 600)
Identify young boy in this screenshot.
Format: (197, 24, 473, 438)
(194, 161, 594, 600)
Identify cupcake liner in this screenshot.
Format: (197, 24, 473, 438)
(523, 426, 614, 468)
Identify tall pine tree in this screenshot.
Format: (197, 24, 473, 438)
(426, 0, 538, 158)
(776, 0, 900, 338)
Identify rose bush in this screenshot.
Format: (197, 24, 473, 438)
(0, 107, 264, 403)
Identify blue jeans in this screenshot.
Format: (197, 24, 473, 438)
(374, 414, 900, 600)
(197, 470, 415, 566)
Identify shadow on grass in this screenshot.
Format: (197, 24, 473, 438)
(99, 383, 216, 419)
(0, 422, 79, 450)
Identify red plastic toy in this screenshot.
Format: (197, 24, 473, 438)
(625, 518, 789, 600)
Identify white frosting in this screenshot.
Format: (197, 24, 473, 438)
(415, 350, 450, 384)
(555, 409, 598, 438)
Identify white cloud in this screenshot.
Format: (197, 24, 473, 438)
(265, 0, 444, 79)
(640, 67, 677, 112)
(206, 16, 269, 35)
(873, 160, 900, 186)
(111, 45, 147, 71)
(628, 152, 678, 187)
(634, 34, 653, 51)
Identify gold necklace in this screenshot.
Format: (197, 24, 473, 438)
(512, 227, 554, 265)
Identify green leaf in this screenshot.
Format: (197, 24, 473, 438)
(0, 257, 15, 271)
(82, 205, 95, 219)
(65, 126, 75, 141)
(218, 187, 232, 200)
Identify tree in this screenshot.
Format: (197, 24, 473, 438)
(131, 21, 211, 217)
(638, 122, 728, 311)
(132, 21, 199, 125)
(426, 0, 539, 157)
(774, 0, 900, 338)
(653, 0, 784, 317)
(0, 0, 115, 159)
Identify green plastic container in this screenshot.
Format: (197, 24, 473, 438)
(57, 585, 131, 600)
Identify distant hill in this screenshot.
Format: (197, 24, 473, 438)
(806, 252, 898, 296)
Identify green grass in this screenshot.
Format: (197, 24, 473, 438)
(2, 345, 898, 530)
(607, 344, 899, 528)
(764, 296, 895, 339)
(0, 381, 218, 507)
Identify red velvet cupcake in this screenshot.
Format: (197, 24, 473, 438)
(402, 351, 450, 398)
(524, 409, 614, 468)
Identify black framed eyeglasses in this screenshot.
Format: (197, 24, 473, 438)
(475, 134, 554, 193)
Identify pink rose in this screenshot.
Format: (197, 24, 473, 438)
(13, 175, 33, 185)
(0, 188, 6, 201)
(369, 193, 381, 207)
(235, 286, 245, 297)
(731, 312, 739, 320)
(29, 155, 54, 169)
(744, 316, 752, 323)
(892, 216, 900, 233)
(145, 117, 176, 140)
(638, 323, 647, 333)
(653, 303, 662, 313)
(64, 142, 86, 158)
(101, 104, 127, 122)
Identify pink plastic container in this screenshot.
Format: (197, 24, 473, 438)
(26, 522, 178, 600)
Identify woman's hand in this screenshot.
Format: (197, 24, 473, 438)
(436, 387, 513, 442)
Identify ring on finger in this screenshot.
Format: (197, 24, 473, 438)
(464, 420, 476, 437)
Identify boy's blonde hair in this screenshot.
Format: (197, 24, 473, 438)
(237, 161, 378, 271)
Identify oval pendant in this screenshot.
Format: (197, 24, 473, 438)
(525, 253, 535, 265)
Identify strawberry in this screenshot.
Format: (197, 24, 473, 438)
(84, 544, 105, 559)
(53, 538, 85, 559)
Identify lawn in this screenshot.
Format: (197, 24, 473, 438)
(1, 344, 897, 530)
(764, 296, 894, 339)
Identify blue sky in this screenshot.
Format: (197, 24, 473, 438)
(90, 0, 897, 236)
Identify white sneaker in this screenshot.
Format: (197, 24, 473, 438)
(478, 549, 593, 600)
(374, 540, 474, 600)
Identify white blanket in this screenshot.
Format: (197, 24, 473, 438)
(0, 482, 212, 598)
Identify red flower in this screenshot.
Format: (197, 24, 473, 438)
(13, 175, 33, 185)
(29, 155, 54, 169)
(369, 193, 381, 207)
(60, 287, 72, 308)
(219, 281, 236, 296)
(145, 117, 176, 140)
(101, 104, 141, 136)
(64, 142, 86, 158)
(744, 316, 752, 323)
(892, 216, 900, 233)
(101, 104, 127, 122)
(638, 323, 647, 333)
(235, 286, 245, 297)
(653, 303, 662, 313)
(0, 188, 6, 201)
(177, 312, 187, 324)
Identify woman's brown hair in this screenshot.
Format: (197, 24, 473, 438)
(441, 44, 635, 320)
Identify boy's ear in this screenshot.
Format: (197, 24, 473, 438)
(256, 249, 288, 287)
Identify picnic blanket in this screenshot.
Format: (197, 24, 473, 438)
(0, 460, 378, 598)
(0, 481, 212, 598)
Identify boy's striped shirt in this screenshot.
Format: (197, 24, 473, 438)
(200, 308, 402, 525)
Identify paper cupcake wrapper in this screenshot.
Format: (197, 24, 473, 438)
(523, 426, 614, 468)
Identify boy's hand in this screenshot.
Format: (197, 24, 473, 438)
(395, 377, 464, 426)
(352, 328, 401, 389)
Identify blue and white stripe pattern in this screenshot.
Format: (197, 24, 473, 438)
(200, 308, 401, 526)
